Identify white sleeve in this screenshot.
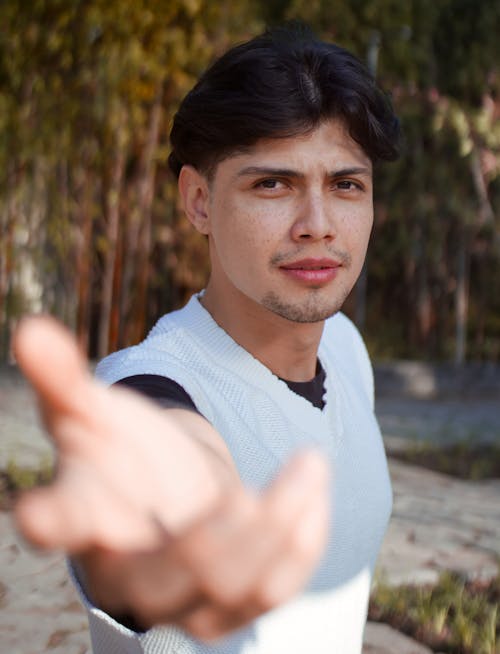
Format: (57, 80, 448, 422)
(68, 559, 145, 653)
(68, 560, 188, 653)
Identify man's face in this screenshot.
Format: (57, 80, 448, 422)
(203, 119, 373, 324)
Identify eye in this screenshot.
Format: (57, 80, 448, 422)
(335, 179, 363, 191)
(254, 178, 286, 190)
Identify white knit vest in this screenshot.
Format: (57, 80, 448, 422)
(79, 294, 392, 654)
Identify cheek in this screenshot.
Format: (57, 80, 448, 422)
(340, 207, 373, 249)
(213, 200, 285, 258)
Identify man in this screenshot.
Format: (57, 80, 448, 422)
(14, 24, 400, 654)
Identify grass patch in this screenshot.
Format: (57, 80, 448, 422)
(389, 441, 500, 480)
(0, 458, 54, 510)
(369, 570, 500, 653)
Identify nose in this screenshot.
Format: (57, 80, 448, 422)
(290, 193, 336, 242)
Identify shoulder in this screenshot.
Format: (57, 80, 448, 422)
(322, 312, 367, 356)
(324, 311, 358, 338)
(322, 312, 375, 409)
(94, 305, 217, 421)
(95, 304, 194, 385)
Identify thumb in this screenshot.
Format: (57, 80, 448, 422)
(265, 449, 329, 504)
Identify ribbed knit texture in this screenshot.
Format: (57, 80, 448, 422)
(76, 294, 392, 654)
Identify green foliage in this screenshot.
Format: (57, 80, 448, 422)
(0, 0, 261, 357)
(433, 0, 500, 104)
(369, 570, 500, 653)
(0, 458, 54, 510)
(0, 0, 499, 361)
(388, 441, 500, 480)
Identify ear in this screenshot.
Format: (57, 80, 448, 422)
(178, 165, 211, 235)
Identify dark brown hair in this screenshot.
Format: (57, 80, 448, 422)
(169, 24, 400, 179)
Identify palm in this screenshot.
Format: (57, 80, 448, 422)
(13, 316, 221, 550)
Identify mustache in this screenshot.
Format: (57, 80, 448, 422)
(270, 248, 352, 267)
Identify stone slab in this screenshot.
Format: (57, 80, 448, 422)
(376, 460, 500, 586)
(362, 622, 435, 654)
(0, 512, 90, 654)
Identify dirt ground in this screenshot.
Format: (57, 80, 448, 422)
(1, 364, 499, 654)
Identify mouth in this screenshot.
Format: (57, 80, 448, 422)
(281, 258, 341, 270)
(279, 258, 341, 284)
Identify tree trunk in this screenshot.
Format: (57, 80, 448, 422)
(354, 262, 367, 329)
(108, 227, 123, 353)
(97, 113, 127, 359)
(0, 203, 14, 361)
(454, 224, 469, 366)
(416, 257, 432, 348)
(470, 147, 494, 226)
(75, 165, 95, 356)
(123, 85, 164, 346)
(1, 160, 21, 362)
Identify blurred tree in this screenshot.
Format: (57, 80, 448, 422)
(259, 0, 500, 361)
(0, 0, 261, 359)
(0, 0, 498, 363)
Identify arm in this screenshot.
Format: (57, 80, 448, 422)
(13, 316, 329, 640)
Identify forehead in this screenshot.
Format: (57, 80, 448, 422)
(214, 119, 372, 181)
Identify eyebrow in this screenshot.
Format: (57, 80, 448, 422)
(236, 166, 305, 179)
(330, 166, 372, 178)
(235, 165, 372, 179)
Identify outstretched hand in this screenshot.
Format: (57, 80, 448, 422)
(13, 316, 329, 640)
(13, 315, 226, 551)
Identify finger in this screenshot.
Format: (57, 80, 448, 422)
(219, 451, 327, 589)
(136, 589, 208, 630)
(14, 463, 160, 551)
(106, 548, 203, 629)
(199, 470, 329, 632)
(230, 451, 328, 613)
(13, 315, 94, 420)
(173, 489, 258, 585)
(186, 451, 328, 605)
(178, 603, 247, 642)
(253, 470, 330, 610)
(243, 450, 329, 608)
(130, 493, 257, 626)
(262, 449, 328, 517)
(176, 490, 329, 650)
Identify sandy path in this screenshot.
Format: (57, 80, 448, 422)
(1, 366, 499, 653)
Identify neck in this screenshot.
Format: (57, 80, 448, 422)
(200, 282, 324, 382)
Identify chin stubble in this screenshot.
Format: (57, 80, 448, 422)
(261, 289, 350, 323)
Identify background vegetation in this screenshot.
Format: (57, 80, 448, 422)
(1, 0, 499, 363)
(369, 570, 499, 654)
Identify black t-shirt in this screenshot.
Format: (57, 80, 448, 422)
(114, 362, 326, 411)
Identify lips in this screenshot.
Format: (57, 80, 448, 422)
(279, 258, 341, 284)
(280, 258, 340, 270)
